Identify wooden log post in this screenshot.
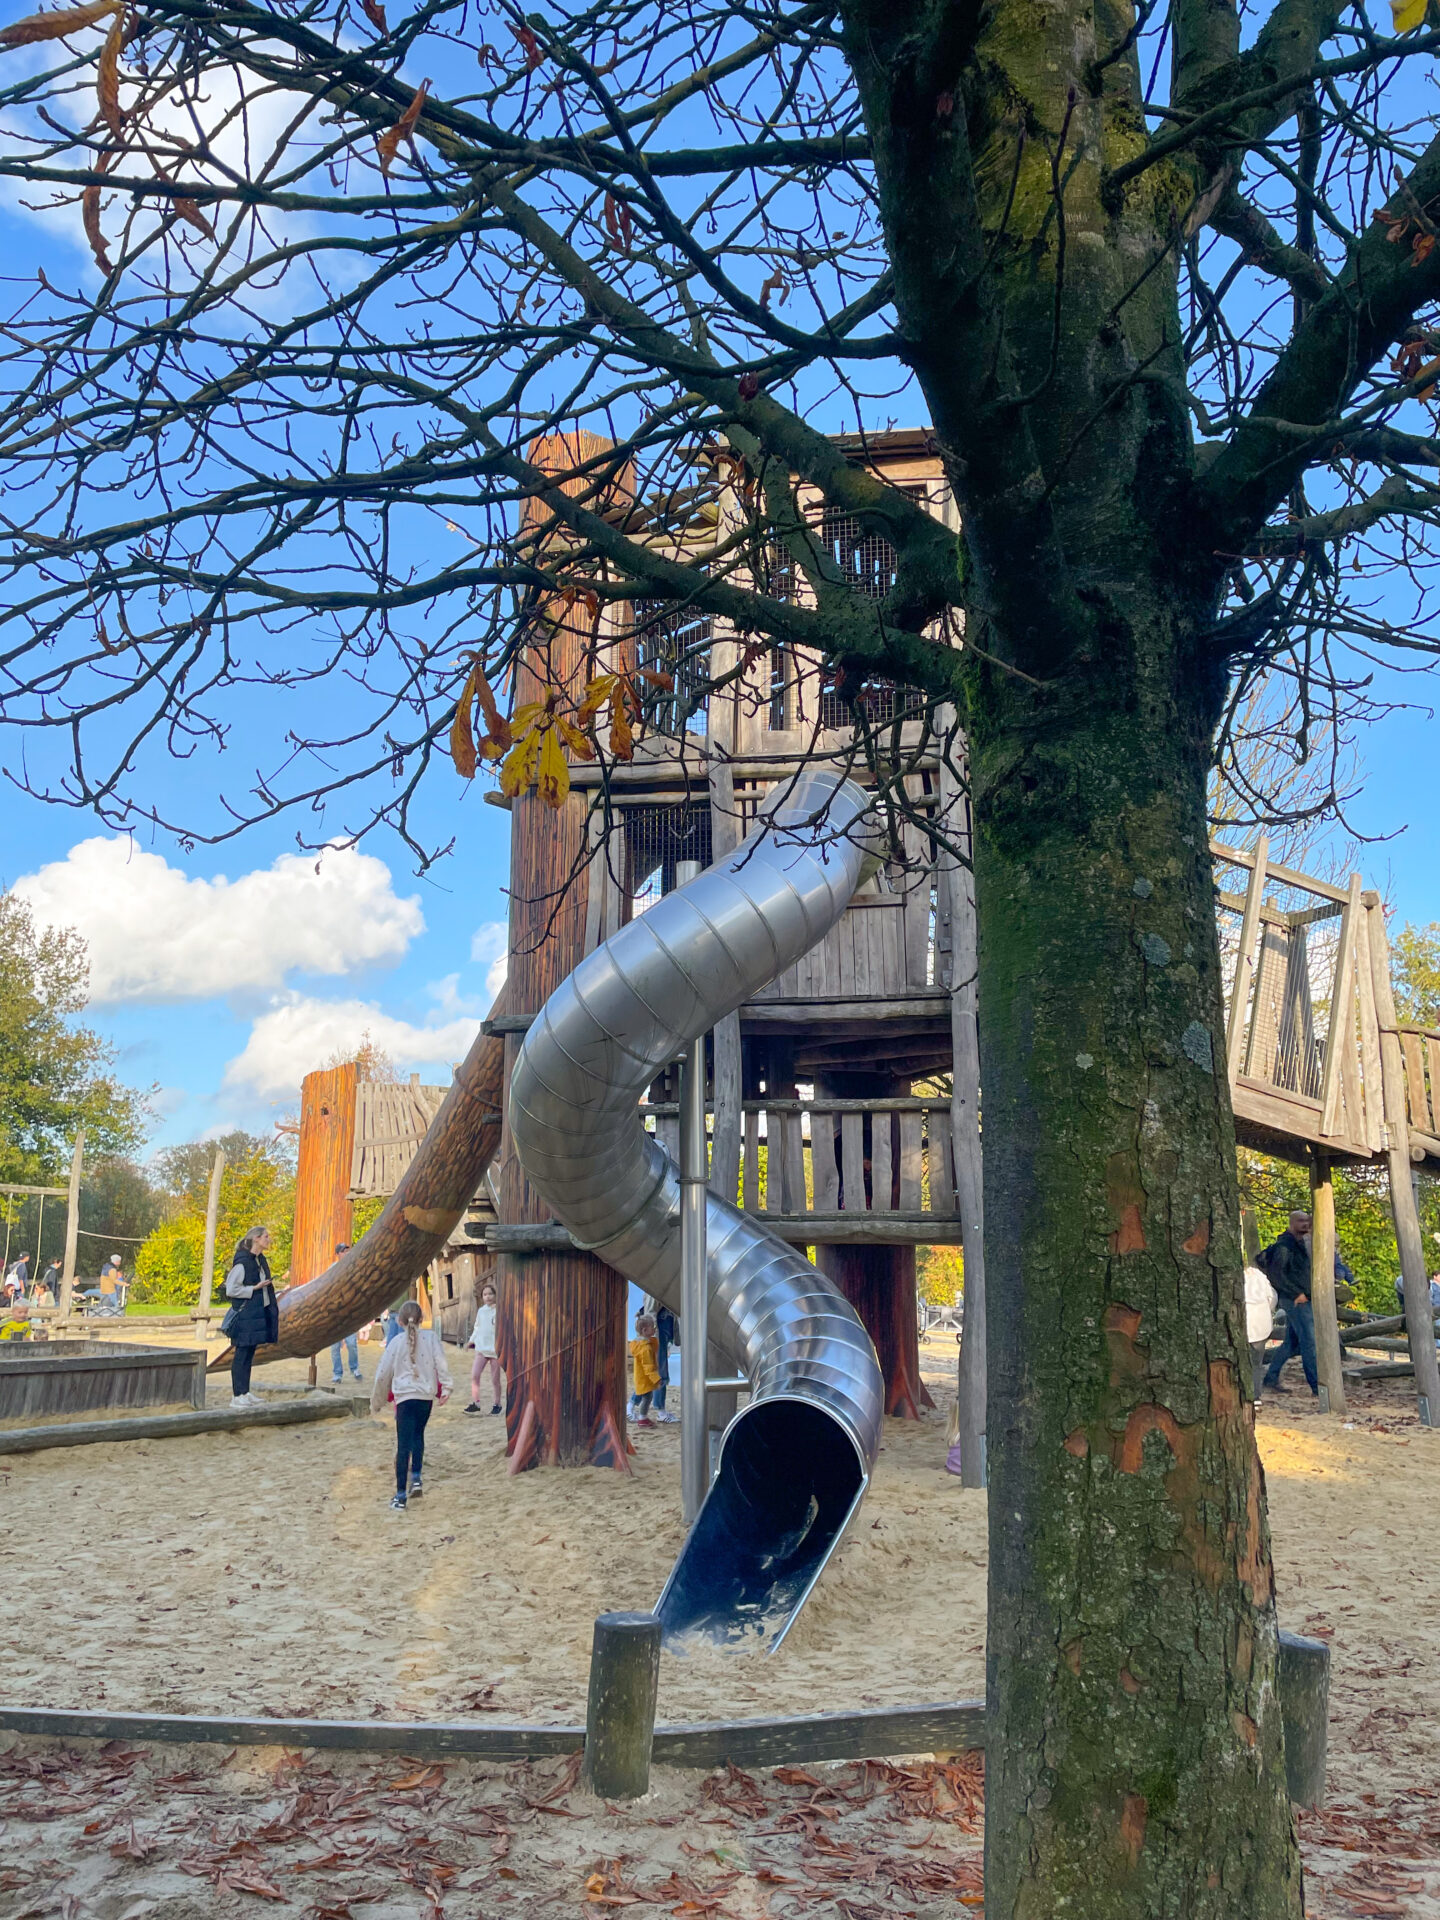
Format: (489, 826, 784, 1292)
(58, 1128, 84, 1322)
(1365, 896, 1440, 1425)
(497, 430, 633, 1473)
(293, 1064, 358, 1289)
(1277, 1630, 1330, 1810)
(1308, 1152, 1346, 1416)
(195, 1147, 228, 1319)
(817, 1241, 934, 1420)
(583, 1611, 662, 1800)
(937, 728, 985, 1484)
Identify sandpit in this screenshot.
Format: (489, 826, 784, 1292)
(0, 1334, 1438, 1916)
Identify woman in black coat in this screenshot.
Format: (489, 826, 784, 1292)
(223, 1226, 279, 1407)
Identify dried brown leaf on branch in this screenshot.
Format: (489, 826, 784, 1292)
(0, 0, 116, 49)
(96, 5, 125, 136)
(173, 194, 215, 238)
(512, 22, 542, 68)
(376, 79, 429, 176)
(360, 0, 388, 32)
(82, 169, 112, 273)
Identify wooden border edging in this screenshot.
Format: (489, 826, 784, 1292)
(650, 1701, 987, 1767)
(0, 1396, 361, 1455)
(0, 1706, 583, 1760)
(0, 1701, 985, 1769)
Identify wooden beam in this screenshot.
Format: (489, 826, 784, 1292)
(743, 994, 951, 1024)
(650, 1701, 986, 1768)
(1225, 834, 1268, 1086)
(0, 1395, 359, 1455)
(197, 1147, 227, 1314)
(0, 1705, 583, 1761)
(1309, 1152, 1346, 1415)
(57, 1129, 83, 1319)
(1318, 876, 1362, 1143)
(1210, 840, 1350, 905)
(1365, 897, 1440, 1425)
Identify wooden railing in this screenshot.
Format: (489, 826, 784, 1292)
(1213, 841, 1384, 1158)
(1398, 1023, 1440, 1153)
(642, 1095, 957, 1223)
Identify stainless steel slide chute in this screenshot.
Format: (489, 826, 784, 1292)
(508, 769, 887, 1649)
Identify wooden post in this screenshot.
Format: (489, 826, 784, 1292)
(292, 1064, 358, 1288)
(817, 1243, 934, 1419)
(1277, 1630, 1329, 1810)
(1365, 896, 1440, 1425)
(58, 1129, 84, 1322)
(1226, 835, 1269, 1084)
(1308, 1152, 1346, 1415)
(196, 1148, 227, 1315)
(938, 732, 985, 1484)
(583, 1611, 661, 1800)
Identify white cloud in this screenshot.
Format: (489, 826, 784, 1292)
(471, 921, 509, 1000)
(14, 838, 424, 1005)
(222, 993, 482, 1104)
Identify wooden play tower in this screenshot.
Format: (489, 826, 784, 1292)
(302, 425, 1440, 1462)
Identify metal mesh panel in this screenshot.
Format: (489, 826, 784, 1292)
(624, 801, 714, 915)
(632, 599, 712, 735)
(817, 492, 926, 731)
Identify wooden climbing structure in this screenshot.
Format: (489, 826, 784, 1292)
(292, 426, 1440, 1454)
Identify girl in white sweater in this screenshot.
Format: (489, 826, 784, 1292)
(465, 1280, 502, 1416)
(371, 1300, 453, 1510)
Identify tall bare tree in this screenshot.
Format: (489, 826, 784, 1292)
(2, 0, 1439, 1907)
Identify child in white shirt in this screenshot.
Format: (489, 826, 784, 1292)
(465, 1281, 502, 1416)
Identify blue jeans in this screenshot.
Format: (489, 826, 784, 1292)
(1264, 1299, 1317, 1394)
(331, 1333, 360, 1380)
(653, 1333, 671, 1412)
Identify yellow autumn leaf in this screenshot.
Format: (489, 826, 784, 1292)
(1392, 0, 1427, 29)
(556, 715, 596, 761)
(536, 723, 570, 806)
(499, 729, 539, 796)
(450, 661, 479, 779)
(577, 672, 617, 720)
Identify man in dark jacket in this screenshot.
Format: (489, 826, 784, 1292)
(1261, 1211, 1317, 1395)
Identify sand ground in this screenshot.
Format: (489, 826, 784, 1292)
(0, 1331, 1437, 1916)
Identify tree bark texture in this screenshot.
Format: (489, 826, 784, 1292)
(833, 1, 1306, 1905)
(973, 711, 1299, 1917)
(817, 1242, 935, 1421)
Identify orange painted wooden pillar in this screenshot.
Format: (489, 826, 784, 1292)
(292, 1063, 357, 1286)
(496, 430, 634, 1472)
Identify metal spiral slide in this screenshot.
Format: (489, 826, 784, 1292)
(508, 769, 887, 1650)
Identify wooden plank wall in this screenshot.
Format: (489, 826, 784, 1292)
(350, 1079, 448, 1197)
(0, 1344, 206, 1420)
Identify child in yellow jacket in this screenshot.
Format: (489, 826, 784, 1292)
(629, 1312, 661, 1430)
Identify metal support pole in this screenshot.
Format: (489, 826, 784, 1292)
(680, 1031, 709, 1527)
(58, 1129, 84, 1322)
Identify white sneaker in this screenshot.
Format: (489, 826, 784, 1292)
(229, 1394, 250, 1410)
(655, 1410, 679, 1424)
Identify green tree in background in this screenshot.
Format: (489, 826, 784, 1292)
(1394, 923, 1440, 1029)
(0, 892, 151, 1193)
(1239, 1150, 1439, 1314)
(133, 1134, 296, 1308)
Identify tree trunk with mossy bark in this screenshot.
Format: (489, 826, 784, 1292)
(970, 676, 1298, 1914)
(839, 0, 1306, 1905)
